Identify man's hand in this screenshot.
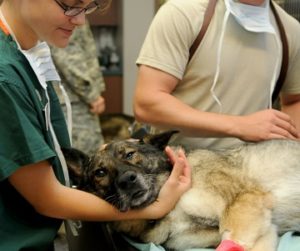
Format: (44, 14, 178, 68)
(89, 96, 105, 115)
(235, 109, 299, 142)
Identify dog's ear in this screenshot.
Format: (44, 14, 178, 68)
(142, 130, 179, 150)
(62, 147, 89, 186)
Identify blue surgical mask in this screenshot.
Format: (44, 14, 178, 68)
(224, 0, 275, 34)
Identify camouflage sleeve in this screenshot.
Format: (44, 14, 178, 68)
(51, 23, 106, 104)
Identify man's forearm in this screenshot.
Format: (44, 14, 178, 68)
(282, 101, 300, 134)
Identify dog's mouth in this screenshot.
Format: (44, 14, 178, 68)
(117, 187, 155, 212)
(132, 189, 147, 200)
(131, 189, 154, 206)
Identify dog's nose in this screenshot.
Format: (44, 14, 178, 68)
(117, 171, 137, 190)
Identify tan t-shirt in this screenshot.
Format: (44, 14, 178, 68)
(136, 0, 300, 150)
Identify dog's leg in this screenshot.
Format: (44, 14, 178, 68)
(165, 229, 221, 251)
(141, 217, 171, 245)
(219, 190, 274, 251)
(249, 224, 278, 251)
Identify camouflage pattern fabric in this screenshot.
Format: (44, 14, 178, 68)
(51, 23, 105, 155)
(61, 103, 104, 155)
(274, 0, 300, 22)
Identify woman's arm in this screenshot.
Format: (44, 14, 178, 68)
(281, 93, 300, 135)
(8, 147, 191, 221)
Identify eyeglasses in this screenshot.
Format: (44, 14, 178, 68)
(54, 0, 100, 17)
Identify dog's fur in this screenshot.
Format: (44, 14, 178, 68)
(63, 131, 300, 251)
(100, 113, 135, 143)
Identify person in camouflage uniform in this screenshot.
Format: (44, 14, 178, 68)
(51, 22, 106, 155)
(274, 0, 300, 22)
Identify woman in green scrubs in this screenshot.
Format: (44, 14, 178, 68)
(0, 1, 191, 250)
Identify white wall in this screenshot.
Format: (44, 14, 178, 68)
(122, 0, 155, 115)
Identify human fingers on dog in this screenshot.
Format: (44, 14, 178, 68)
(273, 113, 298, 139)
(238, 109, 299, 141)
(165, 146, 191, 188)
(165, 146, 186, 164)
(165, 146, 176, 165)
(177, 149, 192, 184)
(270, 125, 298, 140)
(268, 110, 298, 138)
(151, 151, 191, 218)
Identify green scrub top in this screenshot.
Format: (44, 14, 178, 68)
(0, 26, 71, 250)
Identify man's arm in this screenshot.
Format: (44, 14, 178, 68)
(281, 94, 300, 134)
(134, 65, 299, 141)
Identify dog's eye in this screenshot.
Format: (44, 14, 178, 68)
(94, 168, 107, 178)
(125, 151, 135, 160)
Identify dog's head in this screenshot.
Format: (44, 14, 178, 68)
(63, 130, 178, 212)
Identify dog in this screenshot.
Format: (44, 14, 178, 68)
(100, 113, 135, 143)
(63, 131, 300, 251)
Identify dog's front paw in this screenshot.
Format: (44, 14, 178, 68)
(216, 240, 245, 251)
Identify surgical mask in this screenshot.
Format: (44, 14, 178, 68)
(21, 42, 61, 88)
(20, 43, 73, 138)
(224, 0, 276, 33)
(210, 0, 281, 111)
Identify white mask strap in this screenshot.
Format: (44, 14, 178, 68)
(49, 121, 81, 236)
(58, 83, 73, 144)
(210, 9, 230, 113)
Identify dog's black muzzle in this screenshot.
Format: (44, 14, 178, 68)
(115, 167, 152, 212)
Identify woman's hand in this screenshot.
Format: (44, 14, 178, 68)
(143, 146, 192, 219)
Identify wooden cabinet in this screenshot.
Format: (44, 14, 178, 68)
(88, 0, 123, 114)
(102, 76, 123, 114)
